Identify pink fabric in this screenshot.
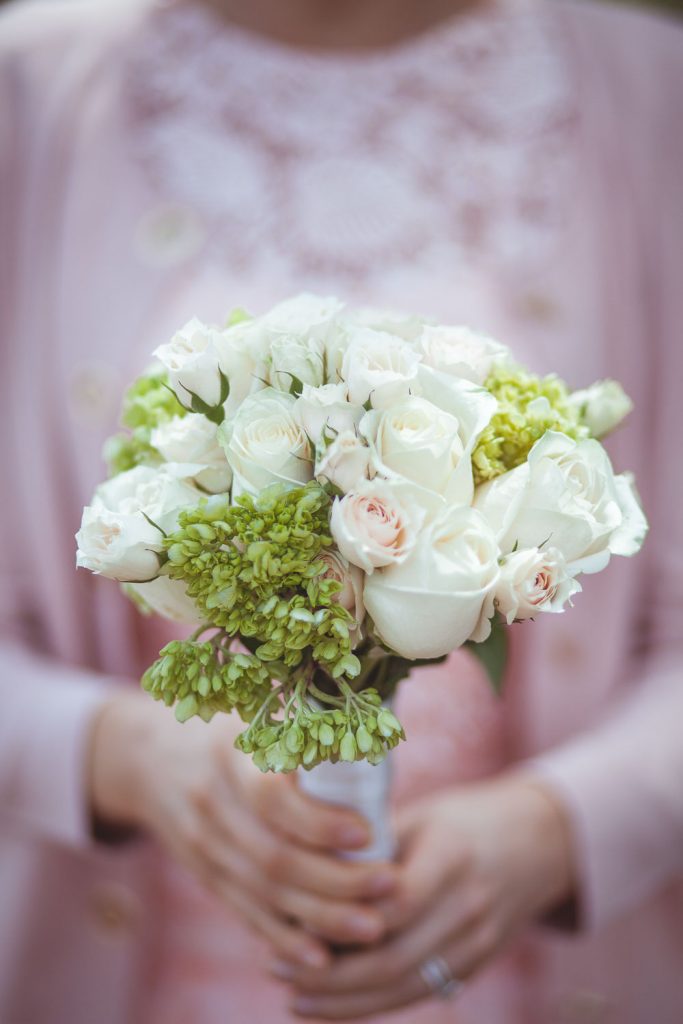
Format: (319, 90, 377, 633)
(1, 0, 682, 1021)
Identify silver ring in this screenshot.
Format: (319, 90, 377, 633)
(419, 956, 462, 1000)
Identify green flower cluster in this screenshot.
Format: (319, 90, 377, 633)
(105, 369, 186, 476)
(472, 365, 588, 485)
(163, 483, 360, 679)
(141, 638, 273, 724)
(236, 683, 405, 773)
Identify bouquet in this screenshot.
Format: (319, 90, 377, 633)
(76, 294, 647, 857)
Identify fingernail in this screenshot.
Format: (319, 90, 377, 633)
(369, 871, 395, 897)
(269, 959, 294, 980)
(298, 946, 328, 969)
(337, 825, 369, 848)
(346, 911, 382, 939)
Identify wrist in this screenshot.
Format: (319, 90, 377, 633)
(88, 691, 161, 832)
(512, 774, 576, 914)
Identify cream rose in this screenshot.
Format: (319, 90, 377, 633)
(217, 388, 313, 497)
(342, 329, 422, 409)
(76, 466, 200, 581)
(475, 431, 648, 573)
(363, 506, 500, 659)
(315, 431, 372, 493)
(418, 325, 509, 384)
(329, 479, 423, 574)
(494, 547, 581, 624)
(295, 383, 363, 444)
(569, 379, 633, 438)
(318, 550, 365, 644)
(151, 414, 232, 493)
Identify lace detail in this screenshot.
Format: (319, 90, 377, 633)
(124, 0, 578, 291)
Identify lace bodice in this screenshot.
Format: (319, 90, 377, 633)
(124, 0, 578, 299)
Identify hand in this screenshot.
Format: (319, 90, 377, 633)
(88, 692, 397, 968)
(284, 774, 575, 1018)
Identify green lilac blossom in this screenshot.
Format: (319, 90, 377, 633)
(235, 680, 405, 774)
(472, 366, 588, 485)
(141, 638, 273, 724)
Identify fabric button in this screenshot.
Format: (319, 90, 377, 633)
(90, 882, 140, 936)
(68, 361, 122, 425)
(135, 202, 206, 268)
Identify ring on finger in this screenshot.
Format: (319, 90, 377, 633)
(419, 955, 462, 1000)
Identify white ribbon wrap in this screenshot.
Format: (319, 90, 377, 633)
(298, 754, 395, 861)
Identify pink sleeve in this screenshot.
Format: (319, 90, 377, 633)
(0, 645, 120, 848)
(0, 11, 120, 850)
(530, 18, 683, 931)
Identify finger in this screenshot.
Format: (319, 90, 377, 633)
(290, 918, 496, 1019)
(199, 786, 395, 907)
(250, 774, 374, 852)
(291, 971, 427, 1020)
(386, 817, 471, 931)
(212, 877, 331, 971)
(204, 829, 387, 946)
(285, 876, 489, 995)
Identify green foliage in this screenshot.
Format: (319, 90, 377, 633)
(473, 366, 588, 485)
(464, 616, 508, 694)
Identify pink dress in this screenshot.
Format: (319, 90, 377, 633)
(1, 1, 682, 1022)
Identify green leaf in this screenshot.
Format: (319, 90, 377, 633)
(464, 617, 508, 694)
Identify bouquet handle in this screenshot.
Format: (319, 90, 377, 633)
(298, 754, 395, 862)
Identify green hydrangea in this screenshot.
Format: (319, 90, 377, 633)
(472, 366, 588, 485)
(163, 482, 360, 679)
(105, 369, 186, 476)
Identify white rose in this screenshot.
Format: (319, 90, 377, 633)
(362, 365, 495, 508)
(318, 550, 365, 644)
(315, 430, 372, 493)
(295, 383, 363, 443)
(212, 320, 269, 417)
(349, 306, 430, 342)
(261, 293, 344, 339)
(569, 379, 633, 438)
(76, 466, 200, 582)
(151, 414, 232, 493)
(495, 546, 581, 624)
(330, 479, 423, 574)
(126, 575, 201, 624)
(217, 388, 313, 497)
(269, 334, 325, 391)
(418, 325, 509, 384)
(154, 317, 227, 409)
(360, 396, 464, 498)
(341, 329, 422, 409)
(475, 431, 648, 574)
(363, 506, 500, 659)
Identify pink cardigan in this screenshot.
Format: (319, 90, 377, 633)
(1, 1, 682, 1021)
